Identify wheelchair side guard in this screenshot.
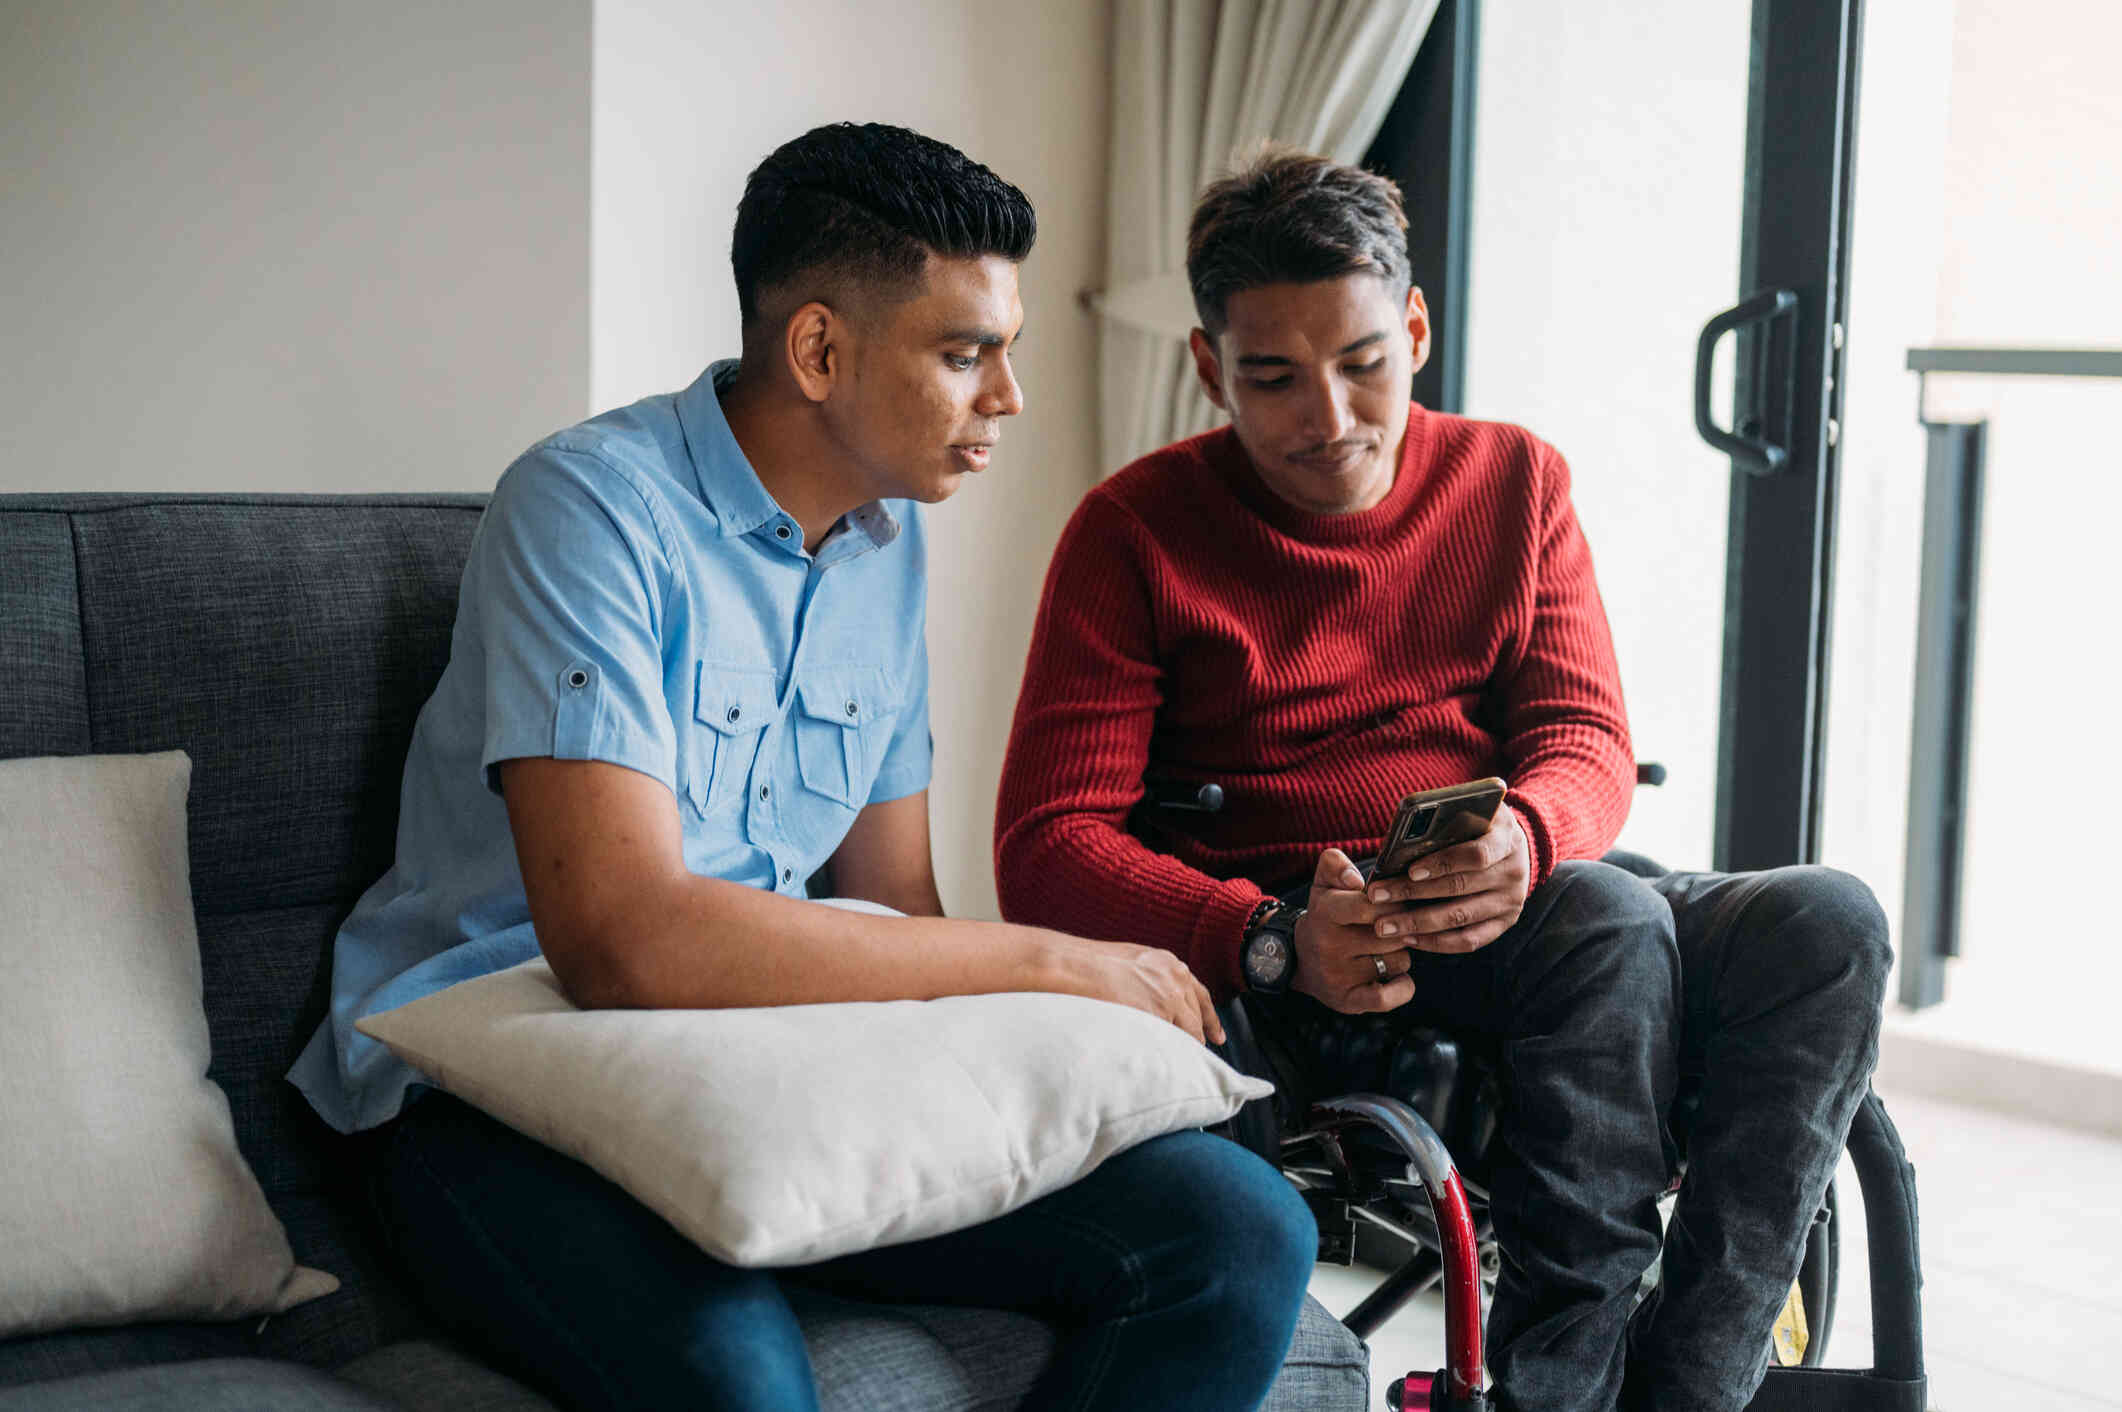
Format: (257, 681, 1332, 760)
(1742, 1089, 1927, 1412)
(1311, 1095, 1491, 1412)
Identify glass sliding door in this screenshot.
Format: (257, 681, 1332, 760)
(1463, 0, 1861, 873)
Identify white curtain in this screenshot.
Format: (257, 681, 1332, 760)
(1095, 0, 1440, 474)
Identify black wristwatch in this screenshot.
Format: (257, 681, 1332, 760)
(1241, 899, 1304, 995)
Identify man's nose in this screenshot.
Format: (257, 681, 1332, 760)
(979, 357, 1025, 418)
(1302, 378, 1354, 444)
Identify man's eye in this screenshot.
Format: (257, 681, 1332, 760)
(945, 353, 978, 371)
(1347, 359, 1386, 376)
(1246, 376, 1292, 390)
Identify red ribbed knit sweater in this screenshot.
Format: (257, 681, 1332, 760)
(994, 404, 1635, 999)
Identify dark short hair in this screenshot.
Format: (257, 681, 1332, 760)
(1186, 145, 1411, 333)
(732, 122, 1037, 327)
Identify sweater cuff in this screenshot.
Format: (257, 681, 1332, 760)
(1506, 801, 1552, 893)
(1190, 876, 1272, 1001)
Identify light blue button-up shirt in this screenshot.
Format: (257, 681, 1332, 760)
(290, 361, 933, 1133)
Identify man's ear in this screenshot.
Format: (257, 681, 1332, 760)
(1406, 286, 1433, 378)
(785, 302, 843, 405)
(1188, 327, 1230, 412)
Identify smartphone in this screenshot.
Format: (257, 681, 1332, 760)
(1368, 777, 1509, 882)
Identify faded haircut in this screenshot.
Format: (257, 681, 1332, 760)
(732, 122, 1036, 327)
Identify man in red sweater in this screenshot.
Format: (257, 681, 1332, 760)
(994, 149, 1889, 1412)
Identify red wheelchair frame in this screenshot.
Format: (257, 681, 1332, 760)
(1308, 1094, 1489, 1411)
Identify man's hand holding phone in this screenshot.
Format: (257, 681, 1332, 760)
(1284, 779, 1533, 1010)
(1291, 848, 1419, 1014)
(1365, 791, 1531, 955)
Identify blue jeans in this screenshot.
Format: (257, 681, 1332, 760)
(363, 1091, 1318, 1412)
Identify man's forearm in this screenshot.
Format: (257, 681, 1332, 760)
(1496, 449, 1638, 880)
(557, 870, 1059, 1011)
(552, 866, 1227, 1046)
(991, 493, 1262, 991)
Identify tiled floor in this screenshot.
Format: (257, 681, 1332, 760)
(1308, 1083, 2122, 1409)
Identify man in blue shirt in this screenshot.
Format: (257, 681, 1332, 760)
(290, 124, 1319, 1411)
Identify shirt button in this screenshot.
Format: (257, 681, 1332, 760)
(726, 705, 741, 723)
(775, 524, 792, 541)
(782, 866, 795, 884)
(566, 669, 588, 689)
(759, 784, 770, 801)
(844, 700, 858, 717)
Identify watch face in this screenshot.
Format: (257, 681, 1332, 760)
(1245, 932, 1290, 987)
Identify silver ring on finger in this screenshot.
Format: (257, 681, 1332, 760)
(1372, 953, 1391, 983)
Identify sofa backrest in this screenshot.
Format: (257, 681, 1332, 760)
(0, 493, 485, 1380)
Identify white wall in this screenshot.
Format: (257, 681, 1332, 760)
(592, 0, 1111, 919)
(3, 2, 1107, 921)
(1, 3, 591, 493)
(1463, 0, 1752, 869)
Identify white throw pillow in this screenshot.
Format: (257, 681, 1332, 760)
(0, 751, 337, 1336)
(356, 912, 1272, 1268)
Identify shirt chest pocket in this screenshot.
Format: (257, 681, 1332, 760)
(687, 664, 777, 818)
(792, 666, 896, 810)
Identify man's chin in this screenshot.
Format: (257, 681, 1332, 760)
(912, 468, 968, 505)
(1275, 457, 1392, 514)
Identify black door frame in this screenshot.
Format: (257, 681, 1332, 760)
(1709, 0, 1865, 871)
(1362, 0, 1479, 415)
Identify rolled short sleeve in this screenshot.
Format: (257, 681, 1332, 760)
(467, 451, 681, 796)
(868, 627, 933, 803)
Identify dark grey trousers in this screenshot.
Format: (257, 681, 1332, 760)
(1627, 865, 1890, 1412)
(1248, 859, 1889, 1412)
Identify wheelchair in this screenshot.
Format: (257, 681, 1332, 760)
(1140, 779, 1928, 1412)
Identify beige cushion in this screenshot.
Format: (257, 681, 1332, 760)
(0, 752, 337, 1336)
(357, 907, 1271, 1267)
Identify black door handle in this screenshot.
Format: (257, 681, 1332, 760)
(1694, 288, 1798, 475)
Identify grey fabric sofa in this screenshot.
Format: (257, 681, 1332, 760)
(0, 493, 1370, 1412)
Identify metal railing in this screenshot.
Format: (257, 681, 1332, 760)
(1899, 347, 2122, 1008)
